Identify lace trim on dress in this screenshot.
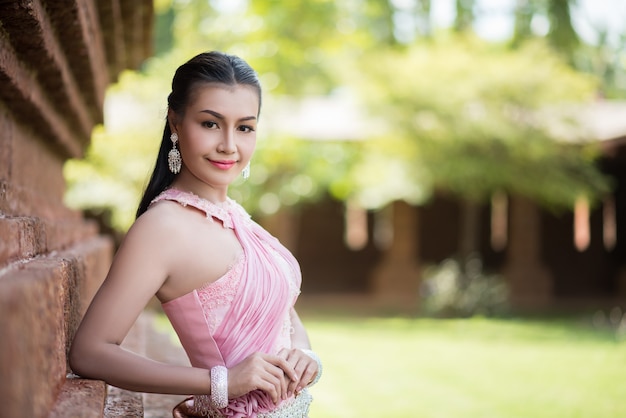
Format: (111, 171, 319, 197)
(196, 252, 246, 333)
(150, 188, 251, 230)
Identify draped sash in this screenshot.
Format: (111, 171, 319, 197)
(217, 213, 298, 367)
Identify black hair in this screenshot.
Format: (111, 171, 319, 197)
(135, 51, 262, 218)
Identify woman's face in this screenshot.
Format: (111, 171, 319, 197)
(170, 83, 259, 195)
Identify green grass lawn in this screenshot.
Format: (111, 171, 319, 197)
(302, 314, 626, 418)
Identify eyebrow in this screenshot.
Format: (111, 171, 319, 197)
(200, 109, 257, 122)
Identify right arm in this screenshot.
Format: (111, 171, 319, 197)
(69, 209, 212, 394)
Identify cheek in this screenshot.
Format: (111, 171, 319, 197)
(181, 129, 209, 150)
(241, 138, 257, 155)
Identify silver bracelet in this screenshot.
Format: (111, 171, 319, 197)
(301, 349, 322, 387)
(210, 365, 228, 409)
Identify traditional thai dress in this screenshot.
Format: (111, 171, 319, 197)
(151, 189, 312, 418)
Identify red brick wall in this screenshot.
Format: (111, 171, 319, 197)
(0, 1, 151, 416)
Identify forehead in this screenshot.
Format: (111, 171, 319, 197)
(187, 83, 259, 116)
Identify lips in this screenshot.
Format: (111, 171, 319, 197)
(210, 159, 236, 170)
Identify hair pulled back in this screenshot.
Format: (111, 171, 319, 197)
(136, 51, 261, 218)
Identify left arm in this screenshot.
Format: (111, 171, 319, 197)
(277, 308, 320, 396)
(290, 308, 311, 350)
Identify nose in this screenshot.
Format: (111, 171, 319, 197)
(218, 129, 236, 154)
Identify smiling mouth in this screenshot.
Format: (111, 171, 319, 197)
(210, 160, 236, 170)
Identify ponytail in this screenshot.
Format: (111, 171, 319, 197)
(136, 123, 177, 218)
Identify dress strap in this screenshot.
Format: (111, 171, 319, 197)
(150, 188, 239, 229)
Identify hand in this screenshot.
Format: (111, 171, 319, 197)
(277, 348, 319, 396)
(227, 352, 298, 404)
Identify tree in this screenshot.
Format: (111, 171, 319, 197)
(341, 35, 610, 257)
(454, 0, 476, 33)
(510, 0, 626, 98)
(65, 0, 612, 238)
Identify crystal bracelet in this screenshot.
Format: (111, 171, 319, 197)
(210, 365, 228, 409)
(301, 349, 322, 387)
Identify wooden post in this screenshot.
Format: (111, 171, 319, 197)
(503, 196, 553, 308)
(370, 201, 421, 308)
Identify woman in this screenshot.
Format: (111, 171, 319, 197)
(70, 51, 320, 418)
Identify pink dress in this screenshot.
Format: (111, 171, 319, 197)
(151, 189, 312, 418)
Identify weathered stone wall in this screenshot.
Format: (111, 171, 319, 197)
(0, 1, 152, 416)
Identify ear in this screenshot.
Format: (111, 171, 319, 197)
(167, 108, 179, 134)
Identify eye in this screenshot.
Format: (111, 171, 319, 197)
(238, 125, 255, 133)
(202, 121, 217, 129)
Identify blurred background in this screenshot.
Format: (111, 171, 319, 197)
(62, 0, 626, 416)
(64, 0, 626, 311)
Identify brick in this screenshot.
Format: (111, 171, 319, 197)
(45, 0, 110, 123)
(0, 235, 112, 418)
(12, 139, 65, 203)
(0, 174, 84, 235)
(0, 216, 47, 265)
(0, 258, 69, 418)
(95, 0, 126, 81)
(0, 1, 152, 416)
(0, 0, 95, 141)
(120, 1, 153, 69)
(0, 32, 84, 159)
(61, 235, 113, 346)
(0, 101, 13, 181)
(45, 218, 99, 255)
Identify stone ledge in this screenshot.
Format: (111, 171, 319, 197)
(0, 213, 102, 268)
(0, 235, 112, 417)
(46, 311, 149, 418)
(48, 376, 106, 418)
(105, 386, 144, 418)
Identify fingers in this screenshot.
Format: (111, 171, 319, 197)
(269, 353, 299, 382)
(276, 349, 319, 395)
(228, 352, 297, 405)
(259, 362, 289, 403)
(227, 351, 318, 405)
(266, 354, 298, 400)
(295, 359, 317, 394)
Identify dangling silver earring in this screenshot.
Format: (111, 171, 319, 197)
(242, 162, 250, 180)
(168, 132, 182, 174)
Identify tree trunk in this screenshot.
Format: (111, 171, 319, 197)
(454, 0, 475, 32)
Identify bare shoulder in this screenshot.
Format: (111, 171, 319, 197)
(132, 199, 227, 241)
(132, 199, 186, 233)
(129, 199, 243, 301)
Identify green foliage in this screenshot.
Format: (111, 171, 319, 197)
(347, 35, 610, 208)
(65, 1, 614, 232)
(229, 136, 361, 215)
(509, 0, 626, 98)
(64, 65, 171, 230)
